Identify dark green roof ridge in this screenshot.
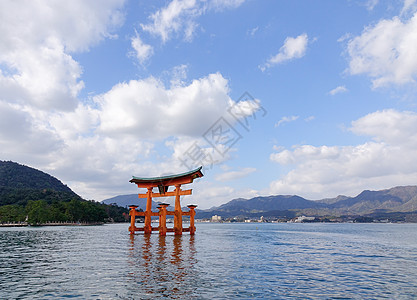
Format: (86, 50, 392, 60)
(131, 166, 203, 182)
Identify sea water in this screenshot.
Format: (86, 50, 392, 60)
(1, 223, 416, 299)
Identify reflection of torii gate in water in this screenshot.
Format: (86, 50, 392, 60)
(128, 167, 204, 235)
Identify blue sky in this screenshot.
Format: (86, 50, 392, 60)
(2, 0, 417, 209)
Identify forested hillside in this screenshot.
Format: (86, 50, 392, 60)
(0, 161, 128, 224)
(0, 161, 74, 192)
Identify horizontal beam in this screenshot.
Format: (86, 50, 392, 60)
(131, 211, 145, 216)
(138, 189, 192, 198)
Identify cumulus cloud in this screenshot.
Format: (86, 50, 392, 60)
(346, 11, 417, 88)
(269, 109, 417, 199)
(260, 34, 308, 71)
(275, 115, 299, 127)
(141, 0, 245, 42)
(0, 0, 125, 111)
(0, 102, 63, 159)
(350, 109, 417, 146)
(96, 72, 237, 138)
(328, 85, 348, 96)
(164, 135, 235, 175)
(0, 37, 84, 111)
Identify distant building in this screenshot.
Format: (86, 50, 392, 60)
(211, 215, 222, 222)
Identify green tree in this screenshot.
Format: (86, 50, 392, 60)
(65, 199, 84, 221)
(26, 200, 50, 225)
(0, 205, 26, 222)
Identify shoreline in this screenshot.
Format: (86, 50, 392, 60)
(0, 221, 105, 227)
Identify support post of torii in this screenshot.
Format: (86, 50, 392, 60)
(128, 167, 203, 235)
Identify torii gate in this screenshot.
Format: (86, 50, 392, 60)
(128, 167, 203, 235)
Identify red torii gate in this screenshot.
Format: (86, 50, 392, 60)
(128, 167, 203, 235)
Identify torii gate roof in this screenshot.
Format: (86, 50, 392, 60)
(129, 166, 203, 188)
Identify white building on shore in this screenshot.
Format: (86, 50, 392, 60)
(211, 215, 222, 222)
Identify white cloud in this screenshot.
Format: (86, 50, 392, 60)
(215, 167, 256, 181)
(270, 109, 417, 199)
(0, 70, 261, 200)
(0, 102, 63, 159)
(0, 0, 125, 53)
(328, 85, 348, 96)
(130, 33, 154, 64)
(350, 109, 417, 146)
(0, 37, 84, 111)
(165, 135, 235, 173)
(275, 115, 299, 127)
(96, 72, 261, 140)
(96, 73, 234, 138)
(346, 12, 417, 88)
(48, 104, 100, 140)
(141, 0, 199, 43)
(141, 0, 245, 43)
(402, 0, 417, 16)
(0, 0, 125, 111)
(260, 33, 308, 71)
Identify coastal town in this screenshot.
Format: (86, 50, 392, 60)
(200, 214, 417, 223)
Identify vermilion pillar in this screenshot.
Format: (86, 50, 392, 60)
(157, 205, 162, 225)
(129, 205, 138, 234)
(174, 184, 183, 235)
(187, 205, 197, 235)
(159, 203, 169, 236)
(144, 187, 153, 234)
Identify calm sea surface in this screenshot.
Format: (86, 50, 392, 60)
(1, 223, 417, 299)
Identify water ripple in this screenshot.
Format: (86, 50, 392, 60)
(0, 223, 417, 299)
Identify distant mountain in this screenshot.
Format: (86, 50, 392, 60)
(317, 195, 350, 205)
(199, 186, 417, 219)
(103, 185, 417, 220)
(326, 186, 417, 214)
(216, 195, 325, 211)
(194, 195, 320, 219)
